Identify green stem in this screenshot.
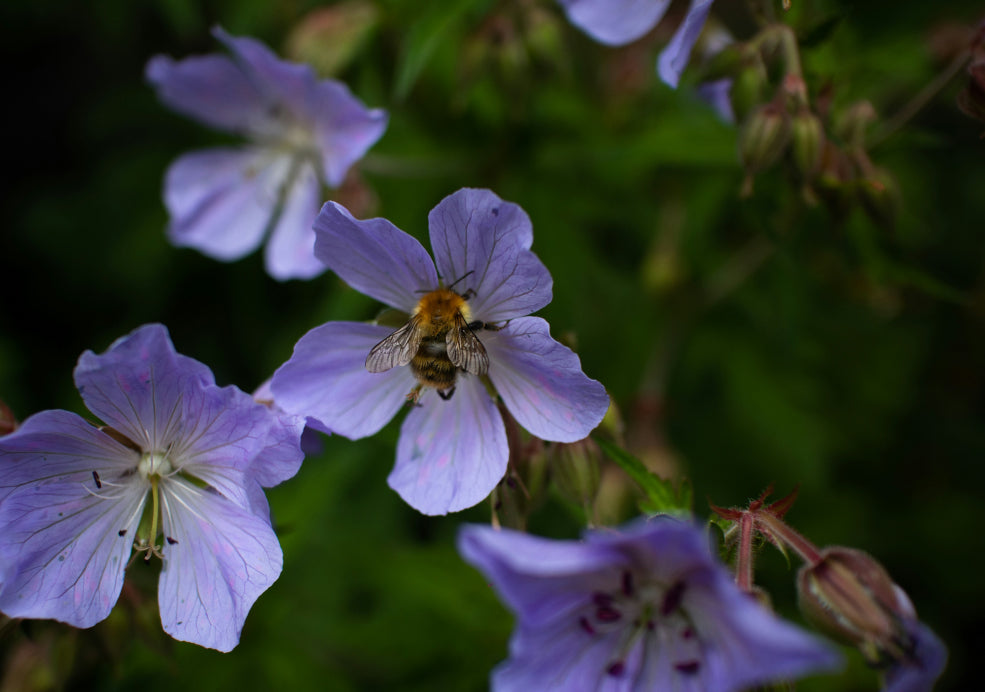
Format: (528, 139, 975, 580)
(871, 50, 971, 148)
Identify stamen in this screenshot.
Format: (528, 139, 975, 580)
(592, 592, 613, 607)
(621, 570, 634, 597)
(118, 529, 127, 537)
(166, 536, 178, 545)
(661, 580, 686, 615)
(606, 661, 625, 677)
(596, 605, 622, 622)
(675, 660, 701, 675)
(92, 471, 102, 489)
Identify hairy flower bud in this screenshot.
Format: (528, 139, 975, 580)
(730, 56, 769, 122)
(791, 109, 825, 179)
(550, 437, 602, 509)
(0, 398, 17, 435)
(797, 547, 913, 665)
(739, 102, 791, 175)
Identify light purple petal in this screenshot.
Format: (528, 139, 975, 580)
(429, 189, 552, 321)
(164, 147, 290, 262)
(313, 202, 439, 313)
(271, 321, 416, 439)
(558, 0, 671, 47)
(884, 621, 947, 692)
(683, 574, 842, 690)
(263, 162, 326, 281)
(157, 476, 282, 652)
(312, 81, 389, 188)
(172, 383, 302, 514)
(657, 0, 715, 88)
(74, 324, 214, 451)
(145, 52, 268, 134)
(390, 377, 507, 515)
(484, 317, 608, 442)
(696, 78, 735, 123)
(213, 27, 319, 135)
(458, 525, 623, 625)
(0, 411, 146, 627)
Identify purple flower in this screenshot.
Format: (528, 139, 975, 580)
(0, 325, 304, 651)
(557, 0, 716, 88)
(458, 518, 842, 691)
(883, 619, 947, 692)
(146, 27, 388, 281)
(271, 188, 609, 515)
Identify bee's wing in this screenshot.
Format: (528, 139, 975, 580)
(366, 317, 424, 373)
(447, 312, 489, 375)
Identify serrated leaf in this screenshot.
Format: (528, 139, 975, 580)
(596, 438, 691, 515)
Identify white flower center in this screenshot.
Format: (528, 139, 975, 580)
(138, 451, 174, 479)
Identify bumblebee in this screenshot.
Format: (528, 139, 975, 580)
(366, 286, 490, 401)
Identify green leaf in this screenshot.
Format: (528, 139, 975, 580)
(596, 438, 692, 515)
(392, 0, 480, 101)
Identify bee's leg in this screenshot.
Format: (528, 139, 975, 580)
(437, 386, 456, 401)
(406, 384, 424, 407)
(469, 320, 509, 332)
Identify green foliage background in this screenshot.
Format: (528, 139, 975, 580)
(1, 0, 983, 690)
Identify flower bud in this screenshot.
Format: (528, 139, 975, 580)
(0, 398, 16, 435)
(729, 56, 769, 122)
(834, 101, 878, 149)
(285, 1, 380, 76)
(797, 547, 914, 665)
(791, 109, 825, 179)
(857, 166, 900, 232)
(550, 437, 602, 509)
(739, 102, 791, 175)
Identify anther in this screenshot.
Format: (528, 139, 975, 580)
(166, 536, 178, 545)
(606, 661, 625, 677)
(596, 605, 622, 622)
(675, 660, 701, 675)
(118, 529, 127, 537)
(92, 471, 102, 489)
(579, 616, 596, 635)
(621, 570, 634, 597)
(661, 580, 686, 615)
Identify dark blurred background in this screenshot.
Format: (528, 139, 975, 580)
(1, 0, 983, 690)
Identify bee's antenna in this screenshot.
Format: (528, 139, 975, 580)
(446, 270, 475, 291)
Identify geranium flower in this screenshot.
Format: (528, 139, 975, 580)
(557, 0, 716, 87)
(458, 518, 842, 691)
(271, 188, 609, 515)
(0, 324, 304, 651)
(883, 619, 947, 692)
(146, 27, 388, 280)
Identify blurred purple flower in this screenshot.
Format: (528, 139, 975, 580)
(0, 325, 304, 651)
(146, 27, 388, 281)
(271, 188, 609, 515)
(884, 603, 947, 692)
(459, 518, 842, 691)
(557, 0, 716, 87)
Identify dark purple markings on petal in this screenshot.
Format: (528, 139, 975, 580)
(592, 592, 613, 607)
(606, 661, 626, 677)
(621, 570, 634, 597)
(596, 605, 622, 623)
(682, 627, 694, 639)
(661, 580, 686, 615)
(579, 616, 596, 635)
(166, 536, 179, 545)
(92, 471, 102, 489)
(118, 529, 128, 537)
(675, 660, 701, 675)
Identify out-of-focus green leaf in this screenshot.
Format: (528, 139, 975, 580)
(597, 438, 691, 515)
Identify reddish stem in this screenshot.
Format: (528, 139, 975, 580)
(736, 512, 756, 592)
(755, 511, 824, 566)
